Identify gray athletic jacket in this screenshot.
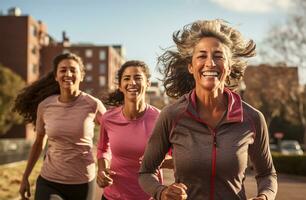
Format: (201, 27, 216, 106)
(139, 89, 277, 200)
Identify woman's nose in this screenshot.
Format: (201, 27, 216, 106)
(65, 70, 72, 76)
(129, 79, 136, 85)
(205, 57, 216, 68)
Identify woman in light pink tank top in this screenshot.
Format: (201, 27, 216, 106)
(96, 60, 169, 200)
(14, 53, 106, 200)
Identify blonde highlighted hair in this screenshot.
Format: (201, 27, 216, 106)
(159, 19, 256, 98)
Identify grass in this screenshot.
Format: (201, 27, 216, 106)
(0, 159, 42, 200)
(0, 129, 100, 200)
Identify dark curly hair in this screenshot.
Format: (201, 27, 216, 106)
(13, 52, 85, 125)
(103, 60, 151, 106)
(159, 19, 256, 98)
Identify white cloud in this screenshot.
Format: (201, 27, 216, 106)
(210, 0, 292, 13)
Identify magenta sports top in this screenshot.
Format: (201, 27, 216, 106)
(97, 104, 161, 200)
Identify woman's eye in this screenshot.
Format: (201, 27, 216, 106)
(197, 55, 206, 59)
(214, 54, 224, 59)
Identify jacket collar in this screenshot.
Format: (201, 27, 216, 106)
(188, 88, 243, 123)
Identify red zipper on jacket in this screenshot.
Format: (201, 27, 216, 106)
(186, 110, 217, 200)
(209, 128, 217, 200)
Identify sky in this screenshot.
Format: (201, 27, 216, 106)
(0, 0, 295, 82)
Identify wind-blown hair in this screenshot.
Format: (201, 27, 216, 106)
(159, 19, 256, 98)
(13, 52, 85, 125)
(103, 60, 151, 106)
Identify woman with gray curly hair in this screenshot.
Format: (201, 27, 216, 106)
(139, 19, 277, 200)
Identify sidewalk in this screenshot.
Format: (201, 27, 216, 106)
(244, 171, 306, 200)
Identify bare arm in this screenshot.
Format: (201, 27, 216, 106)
(19, 133, 46, 200)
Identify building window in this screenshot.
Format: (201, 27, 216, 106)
(31, 45, 37, 55)
(30, 25, 37, 37)
(85, 75, 93, 82)
(62, 49, 70, 53)
(86, 63, 93, 71)
(99, 63, 106, 74)
(85, 49, 93, 58)
(99, 76, 106, 86)
(99, 50, 106, 60)
(32, 64, 38, 74)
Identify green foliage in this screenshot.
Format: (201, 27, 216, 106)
(0, 160, 42, 200)
(0, 64, 25, 135)
(272, 153, 306, 176)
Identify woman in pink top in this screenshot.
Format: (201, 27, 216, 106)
(14, 53, 106, 200)
(96, 60, 163, 200)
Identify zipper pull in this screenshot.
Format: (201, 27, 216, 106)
(213, 136, 217, 147)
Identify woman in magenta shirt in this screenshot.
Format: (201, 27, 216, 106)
(96, 60, 162, 200)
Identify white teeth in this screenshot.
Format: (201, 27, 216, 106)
(201, 71, 219, 77)
(127, 88, 138, 92)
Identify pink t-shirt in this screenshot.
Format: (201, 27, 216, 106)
(36, 92, 105, 184)
(97, 105, 160, 200)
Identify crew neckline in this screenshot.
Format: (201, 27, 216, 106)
(56, 91, 83, 106)
(120, 104, 148, 121)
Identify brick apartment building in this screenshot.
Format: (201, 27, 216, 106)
(0, 8, 49, 140)
(0, 8, 125, 139)
(40, 40, 125, 98)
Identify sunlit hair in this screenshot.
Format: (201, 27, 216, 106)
(104, 60, 151, 106)
(13, 52, 85, 125)
(159, 19, 256, 98)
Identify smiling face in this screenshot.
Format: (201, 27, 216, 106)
(188, 37, 231, 93)
(119, 66, 150, 103)
(55, 58, 84, 92)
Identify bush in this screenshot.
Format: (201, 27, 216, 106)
(0, 64, 25, 135)
(272, 153, 306, 176)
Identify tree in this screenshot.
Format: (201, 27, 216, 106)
(0, 64, 25, 135)
(259, 0, 306, 145)
(260, 0, 306, 71)
(244, 65, 300, 126)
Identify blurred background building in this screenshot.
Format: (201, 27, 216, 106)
(0, 7, 305, 147)
(0, 7, 168, 141)
(0, 8, 126, 139)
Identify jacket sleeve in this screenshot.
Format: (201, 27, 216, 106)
(249, 111, 278, 200)
(139, 107, 172, 200)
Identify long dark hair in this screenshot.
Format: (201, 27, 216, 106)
(159, 19, 256, 98)
(103, 60, 151, 106)
(13, 52, 85, 125)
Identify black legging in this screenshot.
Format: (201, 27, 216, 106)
(35, 175, 95, 200)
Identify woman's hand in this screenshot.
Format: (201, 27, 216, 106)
(19, 177, 31, 200)
(97, 168, 116, 188)
(161, 183, 188, 200)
